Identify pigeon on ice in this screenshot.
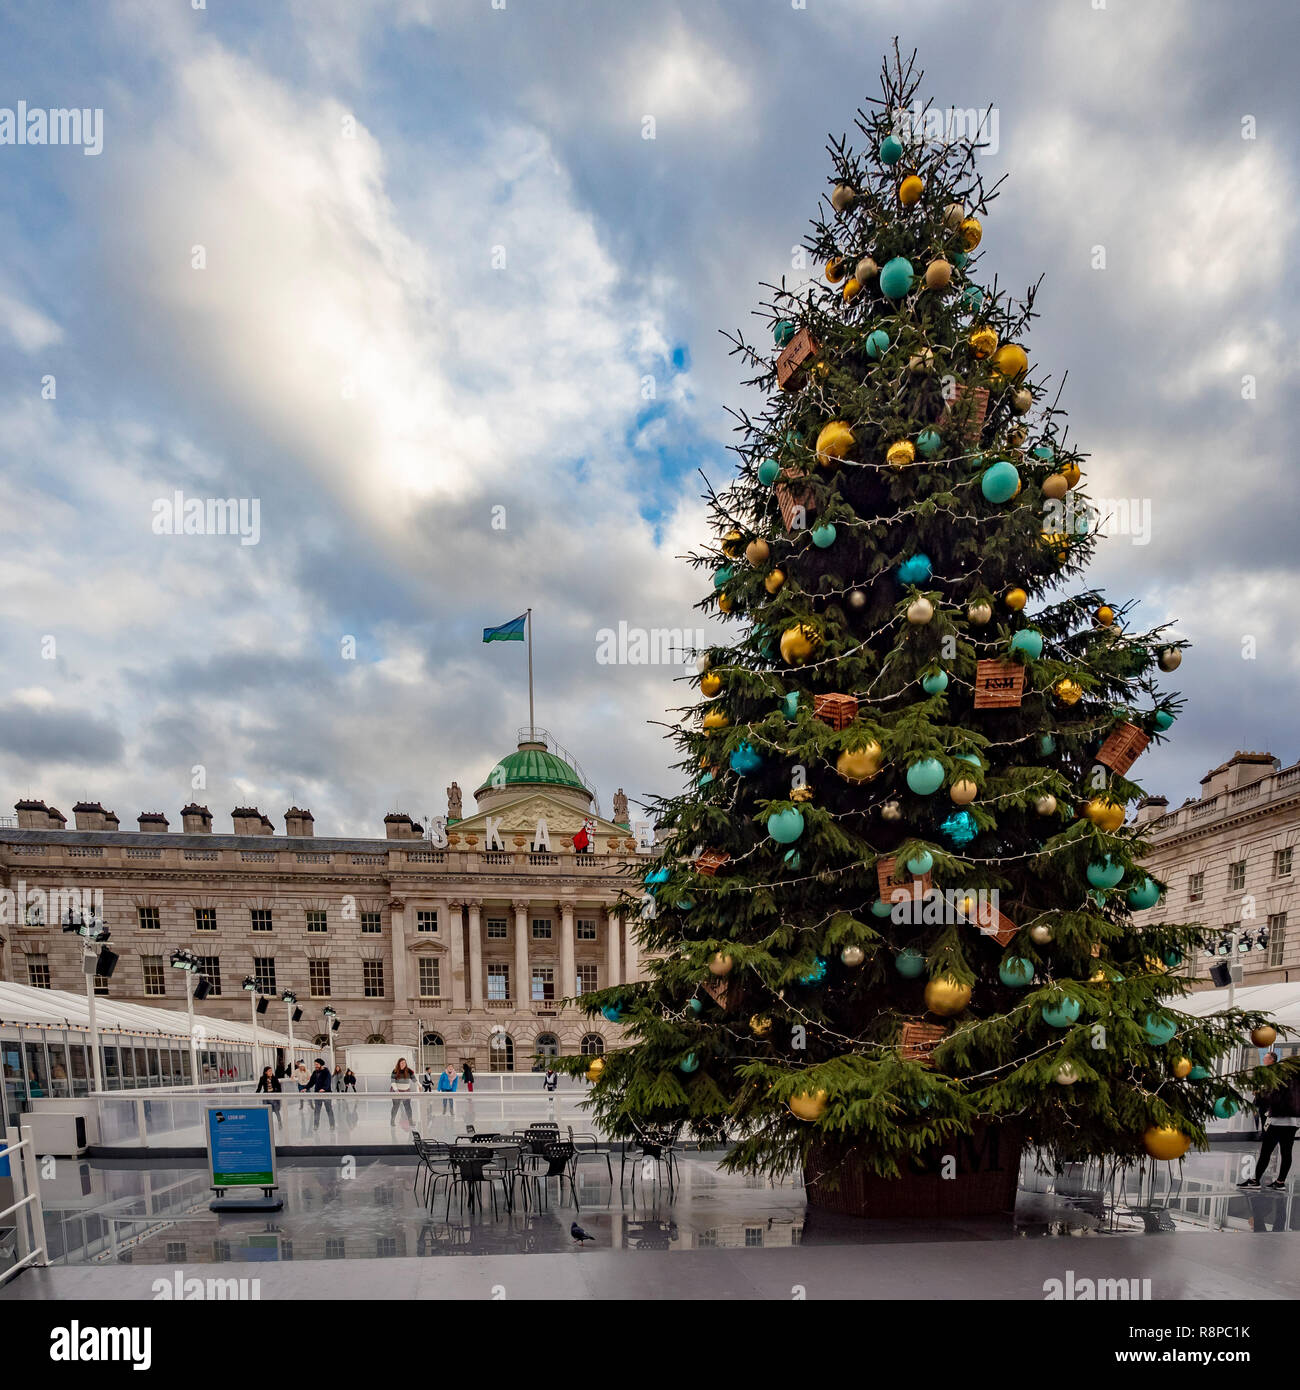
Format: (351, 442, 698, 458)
(570, 1221, 594, 1245)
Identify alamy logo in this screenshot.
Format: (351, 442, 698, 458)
(1043, 1270, 1152, 1300)
(152, 1270, 262, 1300)
(594, 623, 706, 667)
(0, 102, 103, 156)
(49, 1322, 151, 1369)
(152, 491, 261, 546)
(0, 881, 102, 927)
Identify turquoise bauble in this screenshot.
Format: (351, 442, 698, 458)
(1213, 1096, 1239, 1119)
(688, 998, 703, 1015)
(922, 670, 949, 695)
(897, 553, 932, 585)
(646, 867, 670, 888)
(955, 753, 981, 768)
(1091, 890, 1107, 908)
(713, 565, 733, 589)
(871, 899, 894, 919)
(697, 771, 714, 788)
(773, 320, 796, 347)
(981, 460, 1020, 504)
(961, 285, 983, 311)
(907, 850, 934, 876)
(1009, 629, 1043, 660)
(879, 256, 915, 300)
(1127, 877, 1160, 910)
(1163, 949, 1183, 968)
(758, 458, 781, 486)
(675, 898, 694, 911)
(811, 523, 837, 548)
(679, 1053, 699, 1073)
(906, 758, 945, 795)
(798, 958, 828, 986)
(601, 1004, 624, 1023)
(767, 807, 805, 844)
(1039, 734, 1056, 756)
(781, 692, 800, 721)
(1031, 445, 1055, 462)
(999, 957, 1035, 988)
(895, 948, 926, 978)
(917, 428, 943, 458)
(1042, 997, 1082, 1028)
(1144, 1014, 1177, 1046)
(1087, 857, 1125, 889)
(953, 251, 969, 269)
(878, 134, 904, 164)
(783, 849, 801, 871)
(729, 743, 763, 776)
(940, 810, 977, 846)
(1153, 710, 1175, 731)
(1189, 1066, 1211, 1081)
(865, 329, 891, 360)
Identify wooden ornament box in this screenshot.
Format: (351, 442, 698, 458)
(1096, 722, 1150, 777)
(694, 849, 730, 877)
(775, 470, 818, 531)
(814, 693, 858, 729)
(973, 659, 1026, 709)
(899, 1021, 946, 1064)
(776, 327, 819, 391)
(937, 383, 989, 444)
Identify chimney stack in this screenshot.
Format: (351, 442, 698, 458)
(384, 812, 420, 840)
(284, 807, 315, 837)
(231, 807, 272, 836)
(73, 801, 111, 831)
(47, 807, 67, 829)
(1134, 796, 1168, 827)
(137, 811, 169, 833)
(181, 803, 213, 834)
(14, 799, 51, 830)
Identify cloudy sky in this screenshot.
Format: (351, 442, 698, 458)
(0, 0, 1296, 836)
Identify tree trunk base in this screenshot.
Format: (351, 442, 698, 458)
(804, 1123, 1024, 1219)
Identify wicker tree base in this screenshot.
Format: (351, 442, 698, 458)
(804, 1123, 1024, 1219)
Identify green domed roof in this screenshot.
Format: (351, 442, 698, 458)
(478, 744, 588, 795)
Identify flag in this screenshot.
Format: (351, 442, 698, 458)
(573, 817, 596, 853)
(483, 614, 527, 643)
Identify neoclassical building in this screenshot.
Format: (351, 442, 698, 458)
(1132, 750, 1300, 987)
(0, 734, 650, 1073)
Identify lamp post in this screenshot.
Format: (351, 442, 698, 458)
(170, 949, 204, 1085)
(243, 977, 261, 1074)
(322, 1007, 339, 1072)
(282, 992, 298, 1057)
(65, 909, 110, 1092)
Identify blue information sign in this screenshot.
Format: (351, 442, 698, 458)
(205, 1106, 276, 1189)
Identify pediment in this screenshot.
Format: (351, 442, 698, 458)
(453, 792, 626, 840)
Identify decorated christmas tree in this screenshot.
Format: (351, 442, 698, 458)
(570, 47, 1287, 1214)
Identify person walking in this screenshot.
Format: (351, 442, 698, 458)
(293, 1059, 310, 1091)
(437, 1066, 458, 1116)
(255, 1065, 282, 1127)
(461, 1060, 474, 1093)
(421, 1066, 435, 1094)
(543, 1066, 559, 1092)
(343, 1068, 357, 1093)
(390, 1058, 416, 1129)
(1240, 1063, 1300, 1190)
(304, 1058, 336, 1133)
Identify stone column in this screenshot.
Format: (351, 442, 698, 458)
(559, 902, 576, 1004)
(441, 896, 465, 1010)
(465, 900, 483, 1011)
(624, 910, 640, 982)
(389, 898, 409, 1008)
(605, 907, 621, 988)
(456, 900, 481, 1010)
(513, 899, 531, 1007)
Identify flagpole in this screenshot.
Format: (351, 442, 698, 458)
(526, 608, 535, 741)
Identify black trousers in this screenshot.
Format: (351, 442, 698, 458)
(1256, 1125, 1296, 1182)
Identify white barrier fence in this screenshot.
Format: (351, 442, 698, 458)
(0, 1126, 47, 1284)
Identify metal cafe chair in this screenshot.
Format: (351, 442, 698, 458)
(484, 1141, 529, 1213)
(525, 1140, 580, 1211)
(568, 1124, 614, 1183)
(621, 1120, 682, 1195)
(444, 1146, 510, 1220)
(411, 1132, 453, 1208)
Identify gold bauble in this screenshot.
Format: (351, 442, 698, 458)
(842, 276, 863, 303)
(925, 976, 972, 1016)
(924, 258, 952, 289)
(1035, 795, 1057, 816)
(1005, 588, 1028, 611)
(1054, 1061, 1081, 1086)
(1158, 647, 1182, 672)
(1053, 678, 1083, 706)
(586, 1057, 605, 1083)
(789, 1089, 828, 1122)
(1142, 1126, 1191, 1162)
(837, 743, 883, 783)
(991, 343, 1029, 382)
(1096, 605, 1115, 626)
(717, 593, 734, 614)
(1083, 799, 1125, 833)
(1060, 461, 1081, 488)
(1011, 387, 1033, 414)
(791, 784, 814, 804)
(1251, 1024, 1278, 1047)
(856, 256, 879, 282)
(906, 349, 935, 374)
(749, 1013, 773, 1038)
(969, 325, 998, 359)
(1144, 955, 1168, 975)
(881, 800, 902, 821)
(949, 778, 979, 805)
(1172, 1057, 1193, 1080)
(960, 215, 983, 249)
(708, 952, 733, 977)
(899, 174, 924, 206)
(779, 623, 819, 665)
(967, 601, 992, 625)
(1041, 473, 1068, 501)
(886, 439, 916, 469)
(815, 420, 855, 467)
(906, 597, 935, 625)
(721, 529, 743, 556)
(744, 538, 770, 566)
(830, 182, 856, 213)
(1029, 923, 1053, 945)
(840, 945, 865, 968)
(1008, 426, 1028, 447)
(699, 671, 723, 698)
(825, 257, 846, 283)
(764, 568, 787, 595)
(701, 708, 730, 730)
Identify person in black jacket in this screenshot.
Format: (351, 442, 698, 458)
(255, 1066, 282, 1126)
(304, 1058, 335, 1132)
(1240, 1067, 1300, 1190)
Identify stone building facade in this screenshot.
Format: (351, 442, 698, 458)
(1131, 750, 1300, 986)
(0, 738, 651, 1072)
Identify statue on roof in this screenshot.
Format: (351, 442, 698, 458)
(447, 781, 463, 821)
(612, 788, 629, 825)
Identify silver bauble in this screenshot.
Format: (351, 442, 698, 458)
(1029, 923, 1053, 946)
(840, 945, 866, 968)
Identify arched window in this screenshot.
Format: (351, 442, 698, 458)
(421, 1032, 445, 1069)
(488, 1031, 515, 1073)
(535, 1032, 559, 1060)
(580, 1033, 605, 1058)
(365, 1033, 387, 1045)
(313, 1033, 328, 1048)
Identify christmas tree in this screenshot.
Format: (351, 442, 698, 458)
(570, 47, 1286, 1210)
